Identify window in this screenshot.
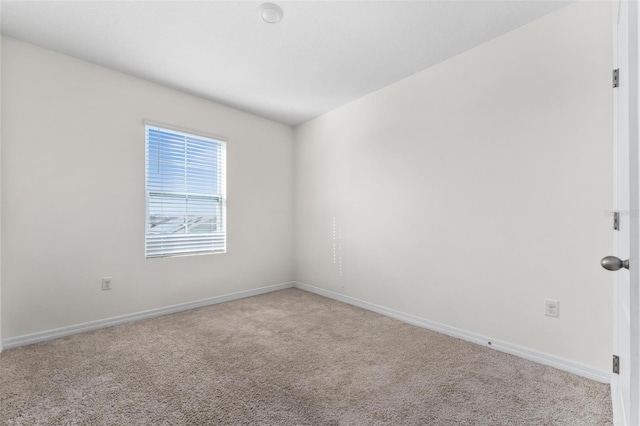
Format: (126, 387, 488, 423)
(145, 124, 226, 258)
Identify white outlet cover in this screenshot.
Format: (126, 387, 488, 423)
(102, 277, 112, 290)
(544, 299, 559, 318)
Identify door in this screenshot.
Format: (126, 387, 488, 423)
(609, 1, 639, 424)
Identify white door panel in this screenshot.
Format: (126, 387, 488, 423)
(611, 1, 639, 424)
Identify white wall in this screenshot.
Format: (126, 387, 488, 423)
(1, 37, 294, 339)
(294, 2, 613, 371)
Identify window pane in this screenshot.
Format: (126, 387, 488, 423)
(145, 125, 226, 257)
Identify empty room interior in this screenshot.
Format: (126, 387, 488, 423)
(0, 0, 628, 424)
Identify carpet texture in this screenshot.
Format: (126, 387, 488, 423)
(1, 288, 612, 425)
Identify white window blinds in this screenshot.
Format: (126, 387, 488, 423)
(145, 124, 226, 258)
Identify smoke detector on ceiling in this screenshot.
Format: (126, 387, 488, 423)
(259, 3, 283, 24)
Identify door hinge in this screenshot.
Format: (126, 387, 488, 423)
(614, 211, 620, 230)
(613, 69, 620, 88)
(613, 355, 620, 374)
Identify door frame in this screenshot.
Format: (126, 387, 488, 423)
(628, 0, 640, 423)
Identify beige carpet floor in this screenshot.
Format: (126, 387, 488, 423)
(1, 288, 612, 425)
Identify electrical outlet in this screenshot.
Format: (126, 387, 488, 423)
(544, 299, 559, 318)
(101, 277, 112, 291)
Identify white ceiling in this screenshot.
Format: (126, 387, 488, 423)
(0, 1, 570, 126)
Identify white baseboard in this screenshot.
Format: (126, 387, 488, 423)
(2, 281, 295, 350)
(1, 280, 612, 384)
(293, 281, 611, 384)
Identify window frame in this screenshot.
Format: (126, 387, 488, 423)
(144, 121, 227, 259)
